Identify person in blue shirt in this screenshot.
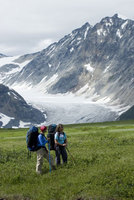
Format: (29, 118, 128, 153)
(55, 124, 68, 166)
(36, 125, 55, 174)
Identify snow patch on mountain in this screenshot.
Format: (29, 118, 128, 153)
(0, 55, 32, 69)
(84, 64, 94, 73)
(70, 47, 74, 53)
(0, 55, 33, 84)
(0, 56, 19, 67)
(0, 113, 14, 127)
(121, 21, 128, 29)
(84, 26, 90, 39)
(38, 74, 58, 93)
(0, 14, 133, 125)
(117, 14, 128, 20)
(97, 29, 107, 36)
(116, 29, 123, 38)
(10, 84, 124, 125)
(76, 84, 89, 95)
(103, 65, 111, 73)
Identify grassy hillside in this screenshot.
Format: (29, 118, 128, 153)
(0, 120, 134, 200)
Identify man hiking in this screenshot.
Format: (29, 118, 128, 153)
(55, 124, 68, 166)
(36, 125, 55, 174)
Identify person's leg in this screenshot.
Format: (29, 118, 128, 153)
(55, 146, 61, 165)
(36, 148, 44, 174)
(43, 148, 55, 169)
(61, 147, 67, 164)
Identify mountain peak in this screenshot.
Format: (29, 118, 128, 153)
(112, 13, 128, 20)
(82, 22, 91, 28)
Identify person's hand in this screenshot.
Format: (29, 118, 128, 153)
(62, 143, 66, 147)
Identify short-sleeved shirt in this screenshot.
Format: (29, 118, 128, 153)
(55, 132, 67, 144)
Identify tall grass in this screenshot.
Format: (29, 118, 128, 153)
(0, 120, 134, 200)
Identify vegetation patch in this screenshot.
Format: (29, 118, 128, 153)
(0, 120, 134, 200)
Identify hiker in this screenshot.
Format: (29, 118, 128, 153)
(36, 125, 55, 174)
(55, 124, 68, 166)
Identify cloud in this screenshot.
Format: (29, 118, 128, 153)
(0, 0, 134, 56)
(32, 39, 55, 53)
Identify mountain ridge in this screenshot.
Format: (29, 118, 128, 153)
(0, 84, 46, 128)
(0, 14, 134, 126)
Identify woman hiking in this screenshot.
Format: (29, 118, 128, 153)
(55, 124, 68, 166)
(36, 125, 55, 174)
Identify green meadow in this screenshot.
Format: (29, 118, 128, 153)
(0, 120, 134, 200)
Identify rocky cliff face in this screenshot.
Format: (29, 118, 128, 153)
(0, 84, 46, 128)
(118, 106, 134, 120)
(1, 14, 133, 108)
(0, 14, 134, 124)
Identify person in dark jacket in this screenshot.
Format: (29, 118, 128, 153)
(36, 125, 55, 174)
(54, 124, 68, 166)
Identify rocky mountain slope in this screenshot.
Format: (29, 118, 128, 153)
(1, 14, 134, 107)
(0, 14, 134, 126)
(118, 105, 134, 120)
(0, 84, 46, 128)
(0, 53, 7, 58)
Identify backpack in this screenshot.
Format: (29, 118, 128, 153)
(47, 124, 57, 150)
(26, 126, 39, 151)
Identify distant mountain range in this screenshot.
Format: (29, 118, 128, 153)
(0, 14, 133, 127)
(0, 53, 7, 58)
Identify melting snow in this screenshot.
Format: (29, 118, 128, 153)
(97, 29, 107, 36)
(70, 47, 74, 53)
(116, 29, 123, 38)
(76, 84, 89, 95)
(0, 56, 19, 67)
(48, 63, 52, 68)
(0, 55, 32, 75)
(84, 26, 90, 39)
(103, 65, 111, 73)
(84, 63, 94, 73)
(0, 113, 14, 127)
(117, 14, 128, 20)
(46, 45, 56, 56)
(37, 74, 58, 93)
(7, 84, 123, 126)
(19, 121, 31, 127)
(121, 21, 128, 29)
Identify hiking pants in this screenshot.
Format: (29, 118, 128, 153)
(55, 146, 67, 165)
(36, 148, 55, 174)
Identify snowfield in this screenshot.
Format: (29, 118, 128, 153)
(0, 55, 129, 128)
(11, 85, 120, 126)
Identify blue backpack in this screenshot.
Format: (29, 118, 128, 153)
(26, 126, 39, 151)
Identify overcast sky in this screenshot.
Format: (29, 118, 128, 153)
(0, 0, 134, 56)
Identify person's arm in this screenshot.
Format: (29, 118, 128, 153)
(55, 139, 64, 146)
(63, 138, 67, 146)
(63, 133, 67, 146)
(38, 135, 48, 146)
